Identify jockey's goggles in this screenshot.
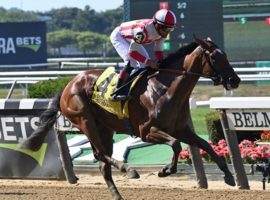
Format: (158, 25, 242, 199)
(160, 25, 174, 32)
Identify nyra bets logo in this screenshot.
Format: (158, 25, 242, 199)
(0, 36, 42, 54)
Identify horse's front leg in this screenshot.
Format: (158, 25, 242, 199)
(178, 127, 236, 187)
(146, 126, 181, 177)
(195, 137, 236, 186)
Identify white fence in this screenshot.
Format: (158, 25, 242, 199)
(0, 67, 270, 82)
(0, 62, 59, 69)
(0, 61, 269, 101)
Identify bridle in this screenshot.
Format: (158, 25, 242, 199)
(199, 47, 223, 85)
(153, 36, 240, 90)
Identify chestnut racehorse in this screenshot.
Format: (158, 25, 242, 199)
(21, 37, 240, 200)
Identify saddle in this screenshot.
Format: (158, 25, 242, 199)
(91, 66, 145, 119)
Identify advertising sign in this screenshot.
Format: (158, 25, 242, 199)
(0, 21, 47, 65)
(0, 99, 65, 179)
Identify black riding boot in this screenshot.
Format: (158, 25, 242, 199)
(111, 63, 132, 101)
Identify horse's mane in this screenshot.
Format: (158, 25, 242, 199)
(159, 42, 198, 68)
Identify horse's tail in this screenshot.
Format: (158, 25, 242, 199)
(19, 90, 63, 151)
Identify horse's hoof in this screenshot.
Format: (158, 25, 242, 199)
(127, 169, 140, 179)
(158, 171, 166, 177)
(158, 170, 170, 177)
(224, 175, 236, 186)
(158, 167, 177, 177)
(113, 196, 124, 200)
(111, 188, 124, 200)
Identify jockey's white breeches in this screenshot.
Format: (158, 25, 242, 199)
(110, 27, 149, 68)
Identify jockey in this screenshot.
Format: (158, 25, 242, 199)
(110, 9, 177, 100)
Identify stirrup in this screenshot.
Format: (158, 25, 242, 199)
(111, 94, 129, 101)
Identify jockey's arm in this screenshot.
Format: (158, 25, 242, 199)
(145, 59, 159, 69)
(154, 39, 165, 61)
(128, 40, 159, 69)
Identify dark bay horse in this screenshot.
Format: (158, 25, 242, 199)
(21, 37, 240, 200)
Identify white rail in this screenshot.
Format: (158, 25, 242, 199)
(1, 61, 269, 102)
(60, 62, 124, 69)
(0, 67, 270, 82)
(0, 70, 83, 77)
(0, 63, 59, 69)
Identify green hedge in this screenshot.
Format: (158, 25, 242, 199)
(205, 111, 225, 144)
(28, 76, 74, 98)
(205, 111, 261, 144)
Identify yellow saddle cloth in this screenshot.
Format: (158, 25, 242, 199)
(91, 67, 132, 119)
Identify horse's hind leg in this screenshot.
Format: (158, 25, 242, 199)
(97, 126, 139, 179)
(99, 161, 123, 200)
(103, 155, 140, 179)
(89, 141, 123, 199)
(72, 111, 123, 199)
(179, 128, 236, 186)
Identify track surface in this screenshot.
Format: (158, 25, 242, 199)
(0, 172, 270, 200)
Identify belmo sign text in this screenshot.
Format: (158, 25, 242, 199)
(210, 97, 270, 131)
(226, 109, 270, 130)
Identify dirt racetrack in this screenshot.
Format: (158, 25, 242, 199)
(1, 170, 270, 200)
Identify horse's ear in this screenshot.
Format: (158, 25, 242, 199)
(193, 34, 211, 51)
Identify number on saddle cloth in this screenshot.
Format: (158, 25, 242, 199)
(96, 66, 138, 96)
(91, 66, 143, 119)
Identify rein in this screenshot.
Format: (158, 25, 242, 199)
(156, 68, 214, 80)
(156, 46, 219, 82)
